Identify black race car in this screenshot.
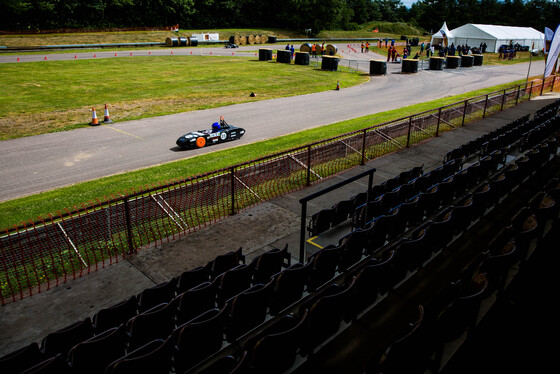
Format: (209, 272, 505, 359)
(176, 116, 245, 149)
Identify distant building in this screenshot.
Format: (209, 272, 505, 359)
(431, 23, 545, 53)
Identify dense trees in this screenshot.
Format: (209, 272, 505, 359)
(1, 0, 559, 34)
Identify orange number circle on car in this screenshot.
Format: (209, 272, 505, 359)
(196, 137, 206, 148)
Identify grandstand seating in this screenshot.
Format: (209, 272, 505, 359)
(3, 100, 559, 374)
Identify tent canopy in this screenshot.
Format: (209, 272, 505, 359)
(430, 23, 544, 53)
(431, 22, 453, 47)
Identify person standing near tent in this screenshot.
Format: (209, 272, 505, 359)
(387, 46, 392, 61)
(391, 46, 397, 62)
(361, 42, 364, 53)
(311, 43, 316, 57)
(365, 41, 370, 52)
(290, 44, 295, 59)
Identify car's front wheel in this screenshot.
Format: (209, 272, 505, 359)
(196, 137, 206, 148)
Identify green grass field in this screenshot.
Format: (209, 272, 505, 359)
(0, 55, 367, 140)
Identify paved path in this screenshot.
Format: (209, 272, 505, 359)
(0, 45, 543, 201)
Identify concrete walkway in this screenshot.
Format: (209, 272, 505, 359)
(2, 91, 558, 358)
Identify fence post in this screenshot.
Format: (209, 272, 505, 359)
(124, 197, 134, 255)
(461, 99, 468, 126)
(552, 75, 557, 92)
(540, 76, 545, 96)
(406, 116, 412, 146)
(361, 129, 367, 165)
(230, 166, 236, 215)
(529, 81, 533, 101)
(500, 89, 506, 111)
(515, 84, 520, 105)
(306, 145, 312, 186)
(483, 94, 489, 118)
(435, 108, 442, 137)
(299, 201, 307, 263)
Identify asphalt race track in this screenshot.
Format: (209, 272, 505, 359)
(0, 45, 545, 202)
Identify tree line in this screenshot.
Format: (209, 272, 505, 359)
(1, 0, 559, 35)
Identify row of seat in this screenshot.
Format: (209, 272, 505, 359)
(0, 246, 292, 373)
(444, 114, 530, 163)
(306, 165, 424, 237)
(442, 105, 558, 164)
(351, 159, 461, 229)
(535, 98, 560, 118)
(218, 138, 560, 374)
(365, 169, 560, 374)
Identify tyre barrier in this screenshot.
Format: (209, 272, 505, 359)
(446, 56, 461, 69)
(321, 55, 339, 71)
(259, 48, 273, 61)
(178, 37, 188, 47)
(473, 54, 484, 66)
(277, 49, 292, 64)
(268, 36, 277, 44)
(461, 55, 474, 67)
(295, 51, 310, 66)
(402, 59, 419, 73)
(166, 36, 198, 47)
(429, 56, 445, 70)
(369, 59, 387, 75)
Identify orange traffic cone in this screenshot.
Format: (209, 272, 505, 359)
(102, 104, 113, 124)
(90, 107, 99, 126)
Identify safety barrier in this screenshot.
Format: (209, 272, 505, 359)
(1, 76, 558, 304)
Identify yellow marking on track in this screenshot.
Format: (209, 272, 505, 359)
(103, 124, 143, 140)
(307, 236, 324, 249)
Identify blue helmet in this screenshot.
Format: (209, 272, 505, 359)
(212, 122, 220, 131)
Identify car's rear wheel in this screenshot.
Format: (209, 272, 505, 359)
(196, 137, 206, 148)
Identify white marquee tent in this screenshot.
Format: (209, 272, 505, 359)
(431, 23, 545, 53)
(431, 22, 453, 47)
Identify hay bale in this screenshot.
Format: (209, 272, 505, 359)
(165, 37, 178, 47)
(254, 35, 261, 44)
(300, 43, 312, 53)
(240, 36, 247, 45)
(326, 44, 338, 56)
(234, 35, 241, 45)
(247, 35, 255, 45)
